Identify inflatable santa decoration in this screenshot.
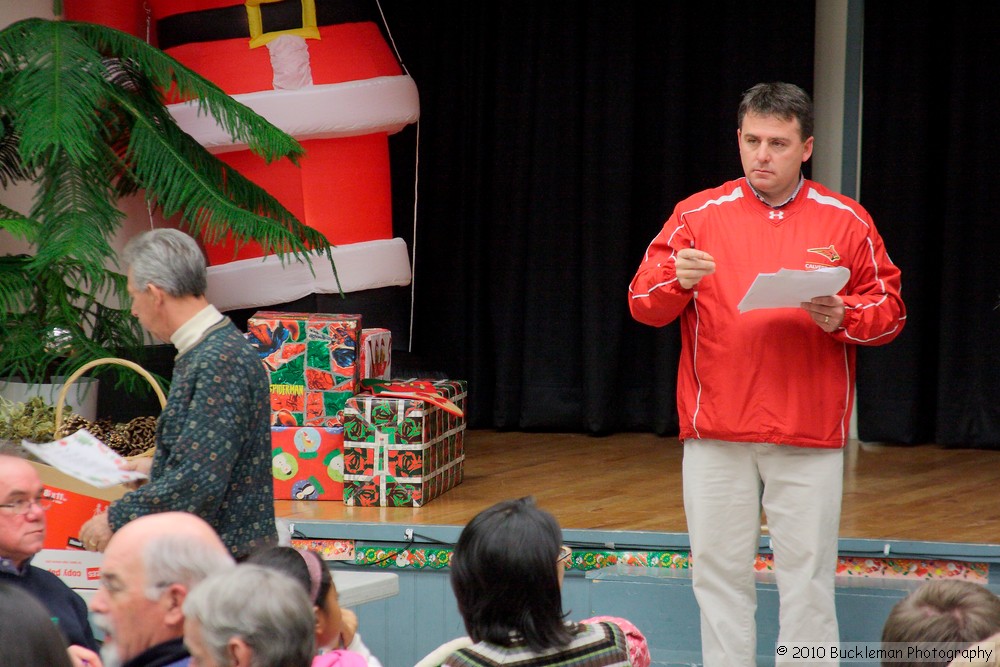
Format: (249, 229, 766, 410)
(64, 0, 418, 313)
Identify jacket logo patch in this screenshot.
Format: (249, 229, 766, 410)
(807, 245, 840, 262)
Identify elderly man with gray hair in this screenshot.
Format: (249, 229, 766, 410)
(183, 563, 316, 667)
(79, 228, 276, 558)
(70, 512, 236, 667)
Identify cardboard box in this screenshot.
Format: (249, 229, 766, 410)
(29, 460, 124, 551)
(245, 311, 361, 426)
(342, 380, 467, 507)
(33, 549, 104, 589)
(271, 426, 345, 500)
(359, 328, 392, 380)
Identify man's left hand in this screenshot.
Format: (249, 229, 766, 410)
(79, 512, 113, 552)
(801, 295, 845, 333)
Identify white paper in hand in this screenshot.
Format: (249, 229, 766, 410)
(737, 266, 851, 313)
(21, 429, 149, 488)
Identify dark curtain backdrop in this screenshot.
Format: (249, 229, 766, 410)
(380, 1, 816, 434)
(857, 4, 1000, 447)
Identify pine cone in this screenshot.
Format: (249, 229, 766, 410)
(103, 430, 132, 457)
(89, 418, 116, 442)
(119, 416, 158, 457)
(54, 414, 94, 440)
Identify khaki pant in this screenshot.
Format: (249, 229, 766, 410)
(683, 439, 843, 667)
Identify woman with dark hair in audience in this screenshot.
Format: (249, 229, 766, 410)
(442, 497, 636, 667)
(0, 581, 74, 667)
(247, 545, 381, 667)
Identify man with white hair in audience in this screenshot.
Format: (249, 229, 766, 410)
(183, 563, 316, 667)
(69, 511, 235, 667)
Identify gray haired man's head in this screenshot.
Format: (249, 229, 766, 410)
(122, 228, 207, 297)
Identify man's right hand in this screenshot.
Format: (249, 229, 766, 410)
(675, 248, 716, 289)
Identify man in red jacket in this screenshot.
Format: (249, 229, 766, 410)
(628, 82, 905, 666)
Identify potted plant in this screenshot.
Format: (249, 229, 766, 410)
(0, 6, 335, 397)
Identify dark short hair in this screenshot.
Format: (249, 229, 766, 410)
(738, 82, 814, 141)
(0, 582, 73, 667)
(450, 497, 573, 652)
(246, 545, 334, 611)
(881, 580, 1000, 667)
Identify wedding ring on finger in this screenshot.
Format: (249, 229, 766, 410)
(824, 315, 830, 324)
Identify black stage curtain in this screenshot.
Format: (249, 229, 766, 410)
(380, 2, 816, 433)
(857, 4, 1000, 448)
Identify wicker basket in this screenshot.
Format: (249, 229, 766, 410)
(55, 357, 167, 458)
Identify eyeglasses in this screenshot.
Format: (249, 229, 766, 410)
(557, 545, 572, 563)
(0, 496, 54, 515)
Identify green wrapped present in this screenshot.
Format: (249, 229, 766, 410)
(343, 380, 466, 507)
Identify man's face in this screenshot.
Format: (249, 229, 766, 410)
(184, 617, 223, 667)
(0, 459, 47, 566)
(89, 540, 170, 665)
(738, 112, 814, 205)
(126, 270, 167, 342)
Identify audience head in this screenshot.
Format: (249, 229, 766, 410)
(89, 512, 235, 667)
(123, 229, 208, 341)
(183, 563, 316, 667)
(0, 455, 50, 568)
(123, 228, 207, 299)
(450, 496, 572, 652)
(246, 545, 343, 649)
(882, 580, 1000, 667)
(0, 581, 73, 667)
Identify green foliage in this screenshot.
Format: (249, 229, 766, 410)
(0, 396, 58, 443)
(0, 18, 338, 388)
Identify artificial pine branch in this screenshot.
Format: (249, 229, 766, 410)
(0, 16, 340, 388)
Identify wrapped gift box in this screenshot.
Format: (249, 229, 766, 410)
(342, 380, 467, 507)
(246, 311, 361, 425)
(272, 426, 345, 501)
(359, 328, 392, 380)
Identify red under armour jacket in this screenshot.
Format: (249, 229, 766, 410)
(628, 178, 905, 448)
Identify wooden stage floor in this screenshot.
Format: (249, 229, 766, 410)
(276, 430, 1000, 546)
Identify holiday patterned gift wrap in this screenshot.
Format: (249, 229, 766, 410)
(342, 380, 467, 507)
(245, 311, 361, 425)
(271, 426, 345, 501)
(359, 328, 392, 380)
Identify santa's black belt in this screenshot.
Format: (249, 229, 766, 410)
(157, 0, 374, 50)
